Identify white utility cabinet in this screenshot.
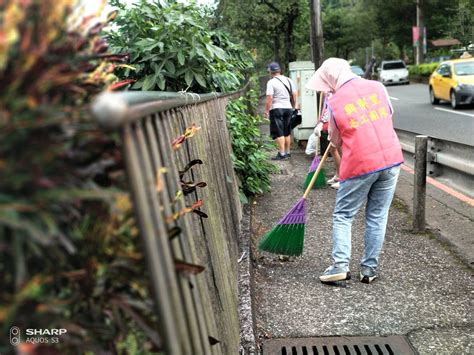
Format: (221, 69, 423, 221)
(288, 61, 322, 142)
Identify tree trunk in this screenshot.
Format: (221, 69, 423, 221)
(284, 8, 299, 68)
(381, 37, 389, 60)
(416, 0, 424, 64)
(273, 33, 281, 65)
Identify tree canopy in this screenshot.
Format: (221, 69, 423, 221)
(217, 0, 473, 69)
(216, 0, 310, 71)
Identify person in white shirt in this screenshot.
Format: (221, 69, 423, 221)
(264, 62, 297, 160)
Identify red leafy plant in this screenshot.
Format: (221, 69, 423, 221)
(0, 1, 162, 353)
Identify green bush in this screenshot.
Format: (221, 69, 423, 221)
(107, 0, 253, 92)
(226, 89, 277, 201)
(409, 63, 439, 77)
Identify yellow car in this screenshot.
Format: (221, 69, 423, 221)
(429, 58, 474, 109)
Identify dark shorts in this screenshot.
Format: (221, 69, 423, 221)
(320, 130, 329, 153)
(269, 108, 293, 139)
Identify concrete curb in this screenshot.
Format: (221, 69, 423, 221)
(238, 204, 257, 354)
(395, 168, 474, 269)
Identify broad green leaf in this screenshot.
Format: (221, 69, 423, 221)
(156, 74, 166, 90)
(206, 44, 227, 60)
(131, 78, 145, 89)
(175, 68, 186, 76)
(194, 73, 206, 87)
(195, 46, 205, 58)
(151, 62, 160, 73)
(139, 53, 158, 62)
(145, 42, 162, 51)
(142, 75, 156, 90)
(177, 51, 185, 65)
(135, 38, 155, 47)
(184, 70, 193, 87)
(164, 61, 175, 74)
(176, 14, 184, 25)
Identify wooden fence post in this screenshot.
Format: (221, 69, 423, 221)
(413, 135, 428, 232)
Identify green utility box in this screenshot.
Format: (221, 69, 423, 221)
(288, 61, 321, 142)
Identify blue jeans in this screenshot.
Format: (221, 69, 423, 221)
(332, 165, 401, 269)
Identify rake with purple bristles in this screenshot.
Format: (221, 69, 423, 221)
(259, 145, 332, 256)
(303, 154, 327, 190)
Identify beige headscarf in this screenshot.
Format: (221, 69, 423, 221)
(306, 58, 358, 93)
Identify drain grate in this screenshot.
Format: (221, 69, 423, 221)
(262, 336, 416, 355)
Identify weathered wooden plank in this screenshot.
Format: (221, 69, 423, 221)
(212, 98, 241, 262)
(123, 124, 190, 355)
(178, 103, 240, 354)
(157, 110, 222, 355)
(143, 116, 208, 355)
(215, 98, 243, 233)
(198, 101, 239, 265)
(167, 108, 223, 355)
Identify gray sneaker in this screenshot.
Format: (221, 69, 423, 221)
(319, 263, 351, 282)
(360, 266, 377, 284)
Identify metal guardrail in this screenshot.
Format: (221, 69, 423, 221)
(396, 129, 474, 198)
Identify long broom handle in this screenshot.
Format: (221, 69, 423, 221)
(303, 144, 332, 199)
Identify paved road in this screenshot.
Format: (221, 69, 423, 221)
(386, 83, 474, 146)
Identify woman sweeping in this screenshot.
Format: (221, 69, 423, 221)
(306, 58, 404, 284)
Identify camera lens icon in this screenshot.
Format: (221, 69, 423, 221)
(10, 326, 21, 346)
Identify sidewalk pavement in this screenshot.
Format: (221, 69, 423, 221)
(242, 141, 473, 354)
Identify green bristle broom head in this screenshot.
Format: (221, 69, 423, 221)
(303, 168, 327, 190)
(258, 223, 305, 256)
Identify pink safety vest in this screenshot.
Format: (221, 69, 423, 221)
(328, 78, 403, 181)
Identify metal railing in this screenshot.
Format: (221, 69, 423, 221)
(396, 129, 474, 198)
(92, 90, 244, 355)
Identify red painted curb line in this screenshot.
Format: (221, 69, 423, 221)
(400, 164, 474, 207)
